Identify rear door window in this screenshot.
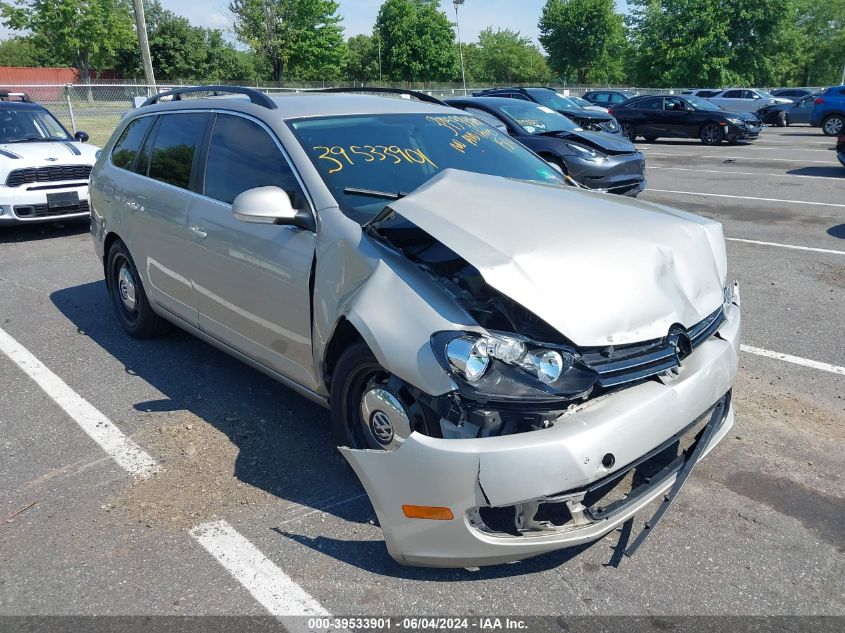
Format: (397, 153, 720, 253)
(636, 97, 662, 110)
(111, 116, 155, 171)
(148, 113, 208, 190)
(203, 114, 302, 206)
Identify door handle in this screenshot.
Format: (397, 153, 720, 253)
(189, 225, 207, 240)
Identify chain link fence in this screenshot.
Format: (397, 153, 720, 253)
(0, 82, 823, 148)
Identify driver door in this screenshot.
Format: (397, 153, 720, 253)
(186, 113, 317, 388)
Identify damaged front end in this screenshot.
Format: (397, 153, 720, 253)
(338, 170, 741, 567)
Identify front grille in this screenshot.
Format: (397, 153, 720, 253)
(580, 307, 726, 388)
(14, 200, 90, 218)
(6, 165, 92, 187)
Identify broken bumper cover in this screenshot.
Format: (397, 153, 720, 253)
(341, 299, 740, 568)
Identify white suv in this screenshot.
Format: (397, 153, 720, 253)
(0, 93, 99, 226)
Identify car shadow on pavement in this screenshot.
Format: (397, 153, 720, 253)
(50, 280, 605, 577)
(50, 280, 366, 522)
(277, 531, 594, 580)
(0, 219, 89, 244)
(827, 224, 845, 239)
(787, 166, 844, 178)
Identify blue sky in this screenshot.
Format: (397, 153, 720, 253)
(146, 0, 629, 46)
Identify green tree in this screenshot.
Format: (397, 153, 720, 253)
(628, 0, 803, 87)
(0, 0, 135, 83)
(0, 37, 44, 66)
(793, 0, 845, 86)
(229, 0, 346, 81)
(116, 1, 256, 81)
(539, 0, 625, 84)
(346, 33, 380, 82)
(375, 0, 458, 82)
(473, 27, 553, 84)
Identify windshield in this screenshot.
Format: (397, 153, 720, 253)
(0, 108, 71, 143)
(685, 96, 722, 111)
(497, 101, 580, 134)
(289, 113, 565, 224)
(570, 96, 594, 108)
(527, 90, 580, 111)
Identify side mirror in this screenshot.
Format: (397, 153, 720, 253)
(232, 186, 315, 231)
(74, 130, 89, 143)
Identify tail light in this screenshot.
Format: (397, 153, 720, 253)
(815, 97, 824, 104)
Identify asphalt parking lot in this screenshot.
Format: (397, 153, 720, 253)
(1, 126, 843, 618)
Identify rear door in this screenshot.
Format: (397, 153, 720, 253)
(120, 112, 210, 326)
(186, 112, 317, 387)
(631, 97, 663, 136)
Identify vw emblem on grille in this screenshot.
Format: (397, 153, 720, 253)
(667, 325, 692, 360)
(46, 157, 58, 162)
(370, 410, 394, 445)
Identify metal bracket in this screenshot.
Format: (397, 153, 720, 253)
(623, 395, 728, 557)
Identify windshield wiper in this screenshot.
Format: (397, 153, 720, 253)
(343, 187, 407, 200)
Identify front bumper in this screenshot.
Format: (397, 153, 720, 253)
(726, 123, 761, 140)
(0, 184, 90, 225)
(342, 297, 740, 567)
(568, 153, 646, 196)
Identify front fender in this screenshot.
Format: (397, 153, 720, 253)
(344, 259, 478, 397)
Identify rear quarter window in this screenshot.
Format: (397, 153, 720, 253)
(111, 116, 154, 170)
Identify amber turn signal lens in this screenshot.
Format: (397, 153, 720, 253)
(402, 505, 454, 520)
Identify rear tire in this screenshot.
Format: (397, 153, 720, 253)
(700, 123, 723, 145)
(821, 114, 844, 136)
(106, 240, 170, 339)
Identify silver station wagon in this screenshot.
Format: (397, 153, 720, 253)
(90, 86, 741, 567)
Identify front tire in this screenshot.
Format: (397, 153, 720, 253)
(776, 111, 788, 127)
(330, 342, 413, 451)
(622, 122, 636, 141)
(700, 123, 723, 145)
(821, 114, 844, 136)
(643, 136, 657, 143)
(106, 240, 170, 339)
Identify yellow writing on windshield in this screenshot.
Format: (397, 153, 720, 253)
(426, 114, 518, 154)
(313, 145, 436, 174)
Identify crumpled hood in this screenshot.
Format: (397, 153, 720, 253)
(387, 169, 727, 347)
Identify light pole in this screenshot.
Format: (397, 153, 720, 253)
(453, 0, 467, 95)
(377, 28, 382, 83)
(131, 0, 156, 92)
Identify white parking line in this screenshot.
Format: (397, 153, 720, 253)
(726, 238, 845, 256)
(190, 520, 329, 617)
(644, 151, 838, 164)
(648, 166, 841, 181)
(741, 345, 845, 376)
(646, 189, 845, 208)
(0, 327, 161, 478)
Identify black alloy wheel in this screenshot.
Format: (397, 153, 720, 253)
(700, 123, 724, 145)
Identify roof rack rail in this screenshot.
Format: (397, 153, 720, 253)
(140, 85, 277, 110)
(0, 91, 31, 102)
(315, 86, 447, 106)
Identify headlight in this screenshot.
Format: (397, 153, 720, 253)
(433, 331, 595, 401)
(725, 117, 744, 125)
(565, 142, 606, 162)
